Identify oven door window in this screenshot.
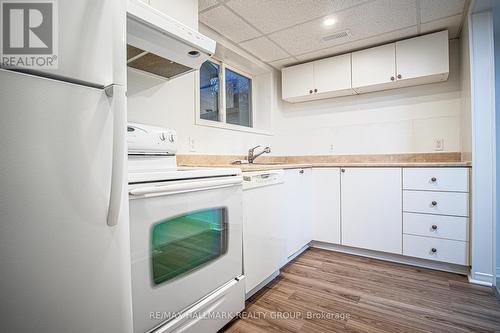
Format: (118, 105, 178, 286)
(151, 207, 228, 285)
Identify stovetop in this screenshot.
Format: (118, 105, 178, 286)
(127, 155, 241, 184)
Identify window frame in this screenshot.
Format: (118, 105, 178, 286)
(195, 59, 271, 135)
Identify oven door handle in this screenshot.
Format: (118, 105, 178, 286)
(129, 176, 243, 197)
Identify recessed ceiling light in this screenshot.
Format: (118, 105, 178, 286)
(323, 18, 336, 26)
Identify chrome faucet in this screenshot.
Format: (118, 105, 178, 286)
(248, 145, 271, 163)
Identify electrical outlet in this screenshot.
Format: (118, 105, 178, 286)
(188, 137, 196, 152)
(434, 138, 444, 151)
(329, 144, 335, 153)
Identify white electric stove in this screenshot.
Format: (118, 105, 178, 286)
(127, 122, 245, 333)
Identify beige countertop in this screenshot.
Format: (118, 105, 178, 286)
(179, 161, 471, 172)
(235, 161, 471, 172)
(177, 153, 471, 172)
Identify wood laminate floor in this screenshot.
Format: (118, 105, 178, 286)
(221, 248, 500, 333)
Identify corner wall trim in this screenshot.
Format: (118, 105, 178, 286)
(468, 271, 494, 286)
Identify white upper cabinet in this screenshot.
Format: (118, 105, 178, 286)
(313, 54, 356, 99)
(281, 62, 315, 102)
(395, 30, 449, 87)
(282, 30, 449, 101)
(351, 43, 396, 93)
(282, 54, 354, 103)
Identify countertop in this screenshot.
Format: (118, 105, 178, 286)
(177, 152, 471, 172)
(179, 161, 471, 172)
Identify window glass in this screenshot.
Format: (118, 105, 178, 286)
(225, 68, 252, 127)
(199, 61, 220, 122)
(151, 207, 228, 285)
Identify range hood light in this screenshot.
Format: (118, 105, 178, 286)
(188, 50, 200, 57)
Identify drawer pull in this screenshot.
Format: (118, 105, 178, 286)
(430, 177, 437, 182)
(431, 248, 437, 253)
(431, 224, 438, 230)
(431, 201, 437, 206)
(299, 169, 304, 174)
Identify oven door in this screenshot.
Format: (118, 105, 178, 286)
(128, 176, 243, 333)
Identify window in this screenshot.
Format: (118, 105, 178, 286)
(198, 60, 253, 128)
(199, 61, 220, 122)
(225, 68, 252, 127)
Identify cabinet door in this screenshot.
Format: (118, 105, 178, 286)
(313, 54, 356, 98)
(311, 168, 341, 244)
(284, 168, 312, 257)
(352, 43, 396, 93)
(341, 168, 402, 254)
(396, 30, 449, 86)
(281, 63, 314, 101)
(243, 182, 286, 293)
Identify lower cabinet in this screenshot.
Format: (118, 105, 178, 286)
(341, 168, 402, 254)
(243, 181, 287, 294)
(284, 168, 312, 257)
(403, 234, 469, 265)
(311, 168, 341, 244)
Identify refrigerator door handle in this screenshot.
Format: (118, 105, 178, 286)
(107, 85, 125, 226)
(104, 85, 114, 97)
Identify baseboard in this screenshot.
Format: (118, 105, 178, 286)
(310, 241, 470, 275)
(468, 271, 494, 286)
(245, 271, 280, 300)
(286, 244, 309, 263)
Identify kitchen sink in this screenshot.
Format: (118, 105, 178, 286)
(249, 162, 285, 165)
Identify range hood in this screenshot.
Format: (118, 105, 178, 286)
(127, 0, 216, 80)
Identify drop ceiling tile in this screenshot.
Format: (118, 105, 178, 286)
(199, 0, 219, 11)
(225, 0, 367, 34)
(420, 14, 462, 38)
(420, 0, 466, 23)
(199, 6, 261, 43)
(295, 26, 418, 61)
(268, 0, 417, 56)
(269, 57, 298, 69)
(239, 37, 289, 62)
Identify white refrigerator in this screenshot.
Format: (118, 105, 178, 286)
(0, 1, 133, 332)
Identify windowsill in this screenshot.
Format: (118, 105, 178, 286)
(195, 118, 273, 136)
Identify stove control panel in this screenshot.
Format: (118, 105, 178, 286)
(127, 122, 178, 155)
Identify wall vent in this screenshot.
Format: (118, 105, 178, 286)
(322, 29, 352, 42)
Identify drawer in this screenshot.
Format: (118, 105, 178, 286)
(403, 168, 469, 192)
(403, 190, 469, 217)
(403, 234, 469, 265)
(403, 213, 469, 241)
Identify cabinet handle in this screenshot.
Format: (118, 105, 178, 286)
(397, 74, 402, 79)
(390, 76, 395, 81)
(314, 88, 318, 93)
(430, 177, 437, 182)
(431, 225, 438, 230)
(299, 169, 304, 174)
(309, 89, 313, 94)
(431, 201, 437, 206)
(431, 248, 437, 253)
(341, 168, 345, 173)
